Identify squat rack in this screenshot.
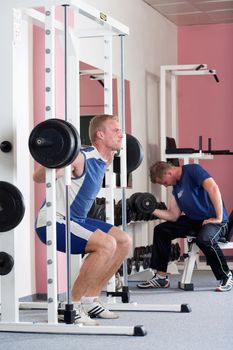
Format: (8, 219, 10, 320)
(0, 0, 147, 336)
(0, 1, 192, 337)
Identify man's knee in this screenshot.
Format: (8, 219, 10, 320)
(102, 235, 117, 256)
(120, 231, 132, 253)
(86, 230, 117, 257)
(109, 227, 132, 251)
(195, 235, 212, 248)
(153, 222, 166, 240)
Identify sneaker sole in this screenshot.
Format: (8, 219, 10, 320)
(215, 286, 233, 292)
(137, 282, 170, 289)
(58, 315, 99, 326)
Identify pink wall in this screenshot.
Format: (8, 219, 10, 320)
(178, 24, 233, 216)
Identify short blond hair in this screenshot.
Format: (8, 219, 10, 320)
(149, 161, 174, 184)
(89, 114, 118, 144)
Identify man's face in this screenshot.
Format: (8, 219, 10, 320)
(156, 171, 177, 187)
(101, 119, 123, 151)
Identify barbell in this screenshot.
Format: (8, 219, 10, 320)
(28, 118, 81, 168)
(113, 134, 144, 174)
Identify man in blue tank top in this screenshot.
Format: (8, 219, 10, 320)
(137, 161, 233, 292)
(33, 115, 132, 325)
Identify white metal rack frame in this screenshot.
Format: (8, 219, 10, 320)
(0, 0, 149, 337)
(0, 3, 195, 337)
(159, 64, 225, 283)
(159, 64, 216, 203)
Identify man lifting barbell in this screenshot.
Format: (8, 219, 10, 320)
(137, 161, 233, 292)
(33, 115, 132, 325)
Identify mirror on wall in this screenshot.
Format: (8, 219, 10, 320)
(79, 61, 132, 187)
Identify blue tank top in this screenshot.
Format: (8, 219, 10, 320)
(36, 147, 107, 227)
(51, 146, 107, 221)
(172, 164, 228, 222)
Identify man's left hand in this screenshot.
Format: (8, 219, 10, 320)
(202, 217, 222, 225)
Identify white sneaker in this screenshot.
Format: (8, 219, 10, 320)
(216, 271, 233, 292)
(58, 302, 99, 325)
(82, 298, 119, 319)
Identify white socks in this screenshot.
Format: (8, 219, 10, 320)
(80, 296, 98, 304)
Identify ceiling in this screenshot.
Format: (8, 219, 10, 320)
(143, 0, 233, 26)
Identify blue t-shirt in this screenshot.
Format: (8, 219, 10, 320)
(172, 164, 228, 222)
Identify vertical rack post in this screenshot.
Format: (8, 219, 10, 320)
(63, 4, 72, 307)
(104, 33, 114, 226)
(171, 73, 177, 141)
(44, 6, 58, 324)
(119, 34, 128, 287)
(159, 66, 167, 203)
(103, 34, 116, 294)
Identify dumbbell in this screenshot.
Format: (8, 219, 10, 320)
(142, 257, 151, 270)
(173, 242, 181, 261)
(135, 193, 157, 215)
(114, 199, 134, 226)
(133, 246, 147, 260)
(87, 200, 97, 218)
(117, 258, 133, 276)
(96, 197, 106, 205)
(128, 193, 143, 221)
(129, 192, 157, 219)
(169, 243, 181, 261)
(87, 200, 106, 221)
(133, 255, 151, 272)
(94, 204, 106, 221)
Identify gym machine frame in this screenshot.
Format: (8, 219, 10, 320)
(159, 64, 226, 289)
(0, 0, 146, 336)
(159, 64, 217, 203)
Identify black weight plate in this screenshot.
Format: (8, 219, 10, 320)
(118, 264, 123, 277)
(142, 257, 150, 270)
(134, 247, 140, 259)
(134, 259, 140, 272)
(87, 200, 97, 218)
(113, 134, 144, 174)
(174, 242, 181, 260)
(129, 192, 142, 212)
(135, 193, 157, 214)
(58, 119, 81, 166)
(127, 258, 132, 275)
(29, 119, 79, 168)
(0, 251, 14, 275)
(0, 182, 25, 232)
(94, 204, 106, 221)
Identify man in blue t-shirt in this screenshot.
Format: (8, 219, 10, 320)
(137, 161, 233, 292)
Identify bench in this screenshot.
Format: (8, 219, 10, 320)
(178, 210, 233, 291)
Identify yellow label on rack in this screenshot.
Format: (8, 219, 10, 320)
(100, 12, 107, 21)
